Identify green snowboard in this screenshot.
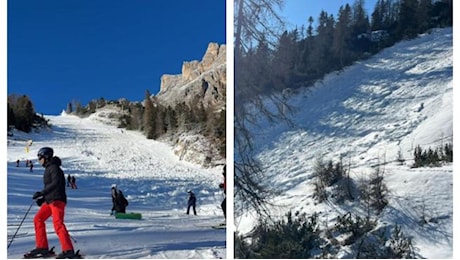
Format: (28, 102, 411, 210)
(115, 212, 142, 220)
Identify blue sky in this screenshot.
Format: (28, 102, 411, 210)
(7, 0, 226, 115)
(282, 0, 378, 30)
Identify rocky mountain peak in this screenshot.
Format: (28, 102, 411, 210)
(156, 42, 226, 110)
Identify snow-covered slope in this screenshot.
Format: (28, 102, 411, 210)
(7, 110, 226, 259)
(237, 27, 453, 258)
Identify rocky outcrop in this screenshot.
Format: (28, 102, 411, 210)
(154, 42, 226, 167)
(156, 42, 226, 110)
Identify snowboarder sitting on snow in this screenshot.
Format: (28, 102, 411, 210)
(186, 190, 197, 215)
(27, 147, 76, 259)
(111, 184, 129, 215)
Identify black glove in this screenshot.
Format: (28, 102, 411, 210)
(36, 197, 45, 206)
(32, 191, 43, 200)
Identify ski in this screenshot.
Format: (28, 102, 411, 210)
(195, 223, 226, 229)
(23, 248, 84, 259)
(56, 249, 84, 259)
(211, 225, 226, 229)
(23, 247, 56, 259)
(73, 249, 84, 259)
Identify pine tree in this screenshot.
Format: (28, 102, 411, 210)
(143, 90, 155, 139)
(309, 11, 336, 75)
(272, 30, 298, 89)
(66, 102, 73, 114)
(398, 0, 419, 39)
(333, 4, 353, 67)
(7, 102, 15, 131)
(15, 95, 35, 132)
(164, 106, 177, 135)
(153, 101, 166, 139)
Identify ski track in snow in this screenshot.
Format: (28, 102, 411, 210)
(237, 28, 453, 258)
(7, 112, 226, 259)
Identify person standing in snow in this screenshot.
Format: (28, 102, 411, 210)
(70, 176, 77, 189)
(219, 165, 226, 220)
(28, 147, 76, 259)
(67, 174, 71, 187)
(186, 190, 197, 215)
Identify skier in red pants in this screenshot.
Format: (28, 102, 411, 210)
(25, 147, 76, 259)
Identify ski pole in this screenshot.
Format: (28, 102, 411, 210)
(8, 200, 35, 249)
(69, 233, 78, 244)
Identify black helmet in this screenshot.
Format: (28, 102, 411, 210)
(37, 147, 53, 160)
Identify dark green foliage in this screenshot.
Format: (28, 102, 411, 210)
(7, 94, 49, 133)
(235, 0, 452, 102)
(384, 225, 416, 258)
(397, 0, 420, 39)
(234, 232, 255, 259)
(66, 102, 73, 114)
(235, 211, 325, 258)
(369, 180, 388, 214)
(334, 212, 377, 245)
(122, 102, 143, 131)
(207, 108, 226, 158)
(164, 106, 178, 134)
(354, 224, 415, 258)
(143, 90, 156, 139)
(413, 143, 453, 168)
(360, 167, 389, 215)
(236, 211, 416, 259)
(431, 0, 453, 27)
(313, 158, 354, 203)
(443, 143, 453, 162)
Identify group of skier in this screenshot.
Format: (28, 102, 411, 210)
(22, 146, 227, 259)
(66, 175, 78, 189)
(16, 159, 34, 172)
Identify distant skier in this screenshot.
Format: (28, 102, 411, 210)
(26, 147, 77, 259)
(70, 176, 77, 189)
(111, 184, 128, 214)
(219, 165, 226, 221)
(29, 160, 34, 172)
(186, 190, 197, 215)
(16, 159, 20, 167)
(67, 174, 71, 187)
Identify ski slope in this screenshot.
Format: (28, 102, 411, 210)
(236, 27, 453, 258)
(7, 111, 226, 259)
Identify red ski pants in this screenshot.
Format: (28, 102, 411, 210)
(34, 200, 74, 251)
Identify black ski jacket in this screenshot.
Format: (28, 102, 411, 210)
(41, 156, 67, 204)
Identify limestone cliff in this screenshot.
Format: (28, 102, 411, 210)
(156, 42, 226, 111)
(154, 43, 226, 167)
